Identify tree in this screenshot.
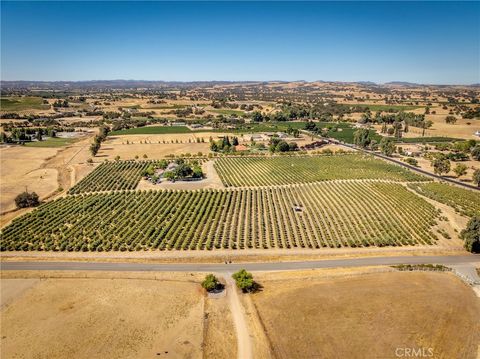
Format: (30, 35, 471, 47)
(232, 269, 255, 292)
(473, 169, 480, 187)
(471, 145, 480, 161)
(288, 142, 298, 151)
(89, 142, 100, 156)
(163, 171, 176, 181)
(453, 163, 468, 178)
(210, 142, 218, 152)
(421, 120, 433, 137)
(251, 111, 264, 122)
(353, 129, 371, 148)
(222, 136, 231, 148)
(432, 158, 451, 176)
(404, 157, 418, 166)
(174, 163, 193, 178)
(276, 141, 290, 152)
(143, 164, 155, 177)
(201, 274, 220, 292)
(15, 191, 40, 208)
(36, 129, 43, 141)
(379, 138, 396, 157)
(0, 132, 11, 143)
(393, 121, 403, 139)
(460, 216, 480, 253)
(445, 115, 457, 124)
(192, 165, 203, 178)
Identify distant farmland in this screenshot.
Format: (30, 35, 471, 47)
(110, 121, 317, 135)
(357, 104, 422, 111)
(0, 96, 50, 111)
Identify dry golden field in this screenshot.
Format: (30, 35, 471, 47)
(1, 268, 479, 359)
(0, 146, 59, 213)
(0, 136, 93, 226)
(1, 276, 205, 359)
(251, 271, 480, 359)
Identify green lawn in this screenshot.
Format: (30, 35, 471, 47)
(110, 122, 312, 135)
(0, 97, 50, 112)
(24, 137, 78, 147)
(210, 109, 246, 116)
(324, 128, 381, 144)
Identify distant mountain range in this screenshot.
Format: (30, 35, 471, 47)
(0, 80, 477, 90)
(384, 81, 420, 87)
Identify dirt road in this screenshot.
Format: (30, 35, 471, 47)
(224, 273, 253, 359)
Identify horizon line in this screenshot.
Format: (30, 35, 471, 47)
(1, 79, 478, 87)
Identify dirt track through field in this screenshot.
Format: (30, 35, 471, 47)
(224, 273, 253, 359)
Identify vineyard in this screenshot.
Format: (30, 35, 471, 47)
(214, 154, 429, 187)
(408, 182, 480, 218)
(1, 181, 440, 251)
(68, 161, 152, 194)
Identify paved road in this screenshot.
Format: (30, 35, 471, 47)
(1, 255, 479, 272)
(302, 130, 479, 191)
(339, 141, 480, 191)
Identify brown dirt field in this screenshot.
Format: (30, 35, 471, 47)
(251, 271, 480, 359)
(1, 277, 204, 359)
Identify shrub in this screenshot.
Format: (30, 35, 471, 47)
(404, 157, 418, 166)
(232, 269, 255, 292)
(453, 163, 468, 178)
(201, 274, 220, 292)
(474, 169, 480, 187)
(15, 191, 40, 208)
(460, 216, 480, 253)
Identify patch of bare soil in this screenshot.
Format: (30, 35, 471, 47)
(1, 277, 204, 359)
(251, 271, 480, 359)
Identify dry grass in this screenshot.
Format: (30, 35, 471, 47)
(1, 276, 204, 359)
(0, 136, 94, 225)
(0, 146, 59, 213)
(251, 271, 480, 359)
(203, 293, 237, 358)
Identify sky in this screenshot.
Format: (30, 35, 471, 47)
(1, 1, 479, 84)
